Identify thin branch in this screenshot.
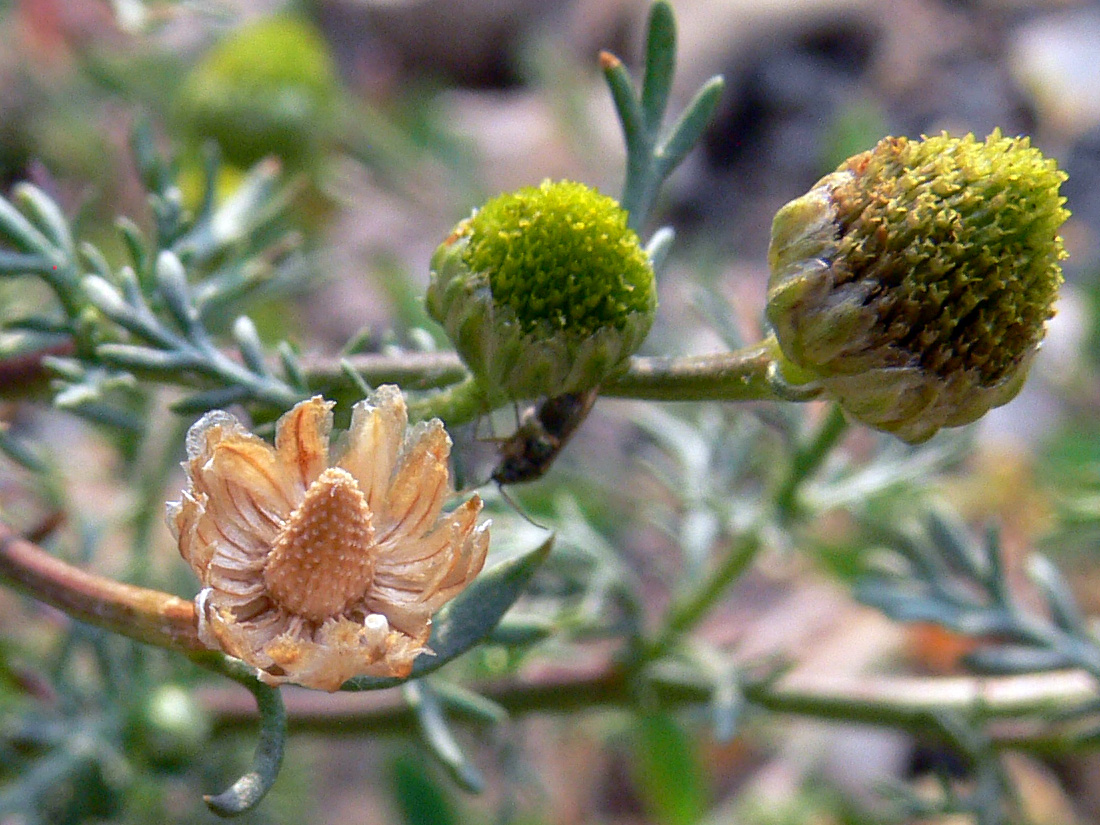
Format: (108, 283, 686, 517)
(602, 343, 784, 402)
(314, 343, 788, 406)
(201, 653, 1100, 754)
(195, 655, 287, 817)
(0, 521, 202, 653)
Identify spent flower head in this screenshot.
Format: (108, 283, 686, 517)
(766, 130, 1068, 442)
(426, 179, 656, 402)
(167, 387, 489, 691)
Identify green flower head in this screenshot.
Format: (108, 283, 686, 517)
(767, 130, 1069, 443)
(427, 180, 657, 402)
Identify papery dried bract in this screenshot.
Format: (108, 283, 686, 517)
(167, 387, 489, 691)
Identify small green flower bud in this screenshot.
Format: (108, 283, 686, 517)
(766, 130, 1069, 443)
(177, 15, 338, 168)
(126, 684, 210, 771)
(426, 180, 657, 402)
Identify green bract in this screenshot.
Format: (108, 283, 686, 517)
(767, 130, 1069, 443)
(426, 180, 657, 401)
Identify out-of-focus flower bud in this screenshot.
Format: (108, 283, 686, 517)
(426, 180, 657, 403)
(766, 130, 1069, 443)
(128, 684, 210, 771)
(176, 15, 338, 168)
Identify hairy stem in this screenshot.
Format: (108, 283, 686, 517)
(306, 351, 470, 393)
(406, 375, 488, 426)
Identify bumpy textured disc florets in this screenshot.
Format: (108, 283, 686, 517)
(426, 180, 657, 401)
(766, 130, 1069, 442)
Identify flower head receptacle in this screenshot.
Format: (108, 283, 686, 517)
(426, 180, 657, 403)
(167, 387, 489, 691)
(766, 130, 1068, 443)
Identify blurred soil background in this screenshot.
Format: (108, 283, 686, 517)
(3, 0, 1100, 823)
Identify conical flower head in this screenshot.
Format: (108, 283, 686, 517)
(426, 180, 657, 402)
(767, 130, 1069, 442)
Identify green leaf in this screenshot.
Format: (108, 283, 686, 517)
(199, 656, 286, 818)
(14, 184, 73, 256)
(655, 76, 724, 175)
(1027, 554, 1088, 635)
(0, 192, 53, 255)
(390, 754, 458, 825)
(170, 385, 251, 415)
(0, 250, 52, 276)
(964, 644, 1075, 674)
(404, 681, 484, 793)
(640, 1, 677, 135)
(602, 53, 646, 160)
(631, 711, 708, 825)
(343, 534, 553, 691)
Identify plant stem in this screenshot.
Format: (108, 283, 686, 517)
(306, 351, 470, 393)
(0, 520, 202, 652)
(202, 658, 1100, 753)
(292, 342, 799, 408)
(602, 341, 784, 402)
(642, 535, 760, 663)
(194, 654, 287, 817)
(773, 402, 849, 522)
(8, 516, 1100, 757)
(406, 375, 488, 426)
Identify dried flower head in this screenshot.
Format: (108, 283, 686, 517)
(767, 130, 1069, 442)
(426, 179, 657, 402)
(167, 387, 489, 691)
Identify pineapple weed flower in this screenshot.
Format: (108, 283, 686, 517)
(427, 180, 657, 402)
(168, 387, 489, 691)
(767, 130, 1069, 443)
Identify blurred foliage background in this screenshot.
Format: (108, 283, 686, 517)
(3, 0, 1100, 823)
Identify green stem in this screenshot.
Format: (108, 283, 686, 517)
(205, 659, 1100, 755)
(773, 403, 849, 522)
(642, 535, 760, 663)
(406, 376, 488, 426)
(602, 340, 782, 402)
(194, 654, 287, 817)
(311, 341, 797, 406)
(306, 351, 469, 394)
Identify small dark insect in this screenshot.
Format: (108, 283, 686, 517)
(492, 389, 598, 485)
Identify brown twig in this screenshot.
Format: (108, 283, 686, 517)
(0, 520, 203, 652)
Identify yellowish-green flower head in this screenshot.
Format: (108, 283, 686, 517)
(767, 130, 1068, 443)
(427, 180, 656, 401)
